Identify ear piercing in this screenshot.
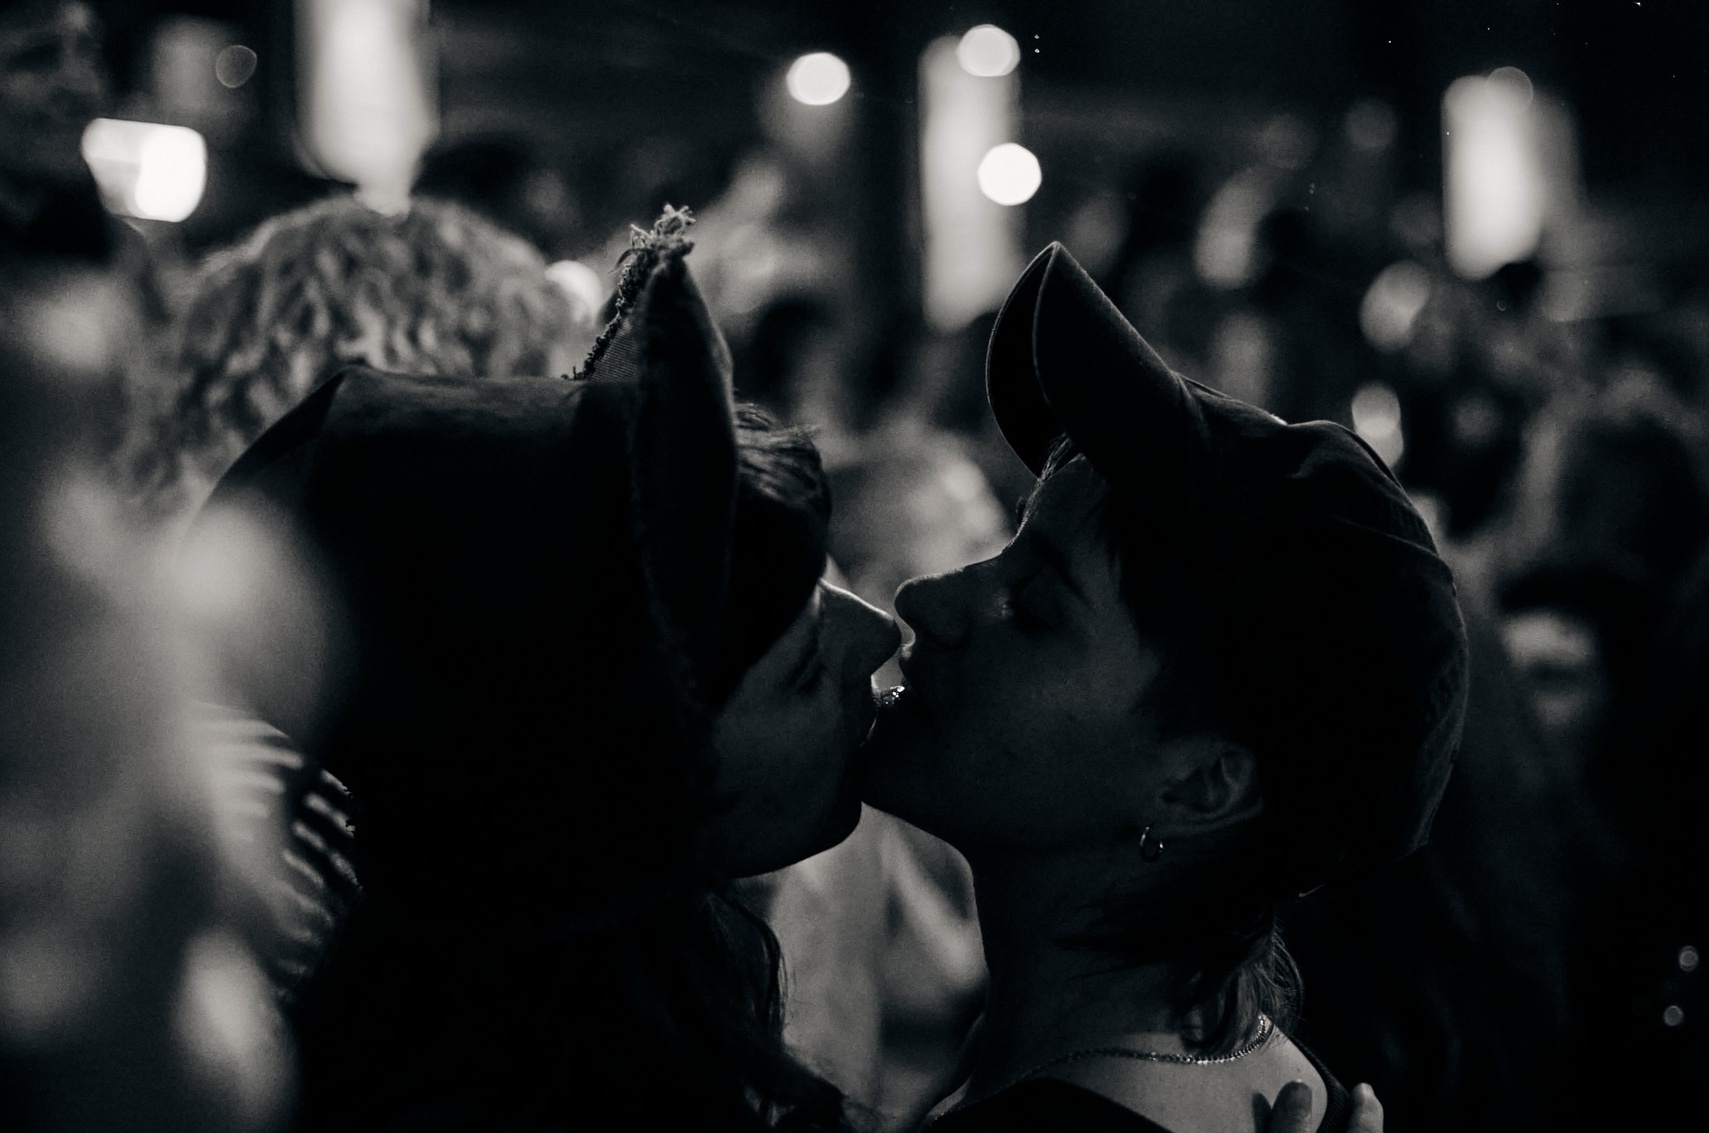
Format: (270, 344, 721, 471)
(1139, 823, 1165, 863)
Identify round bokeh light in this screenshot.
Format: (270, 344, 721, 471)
(786, 52, 851, 106)
(957, 25, 1020, 77)
(977, 143, 1041, 206)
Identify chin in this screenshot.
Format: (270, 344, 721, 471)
(856, 709, 933, 822)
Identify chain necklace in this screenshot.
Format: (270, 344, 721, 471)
(951, 1014, 1275, 1115)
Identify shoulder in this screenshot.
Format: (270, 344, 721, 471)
(929, 1079, 1173, 1133)
(968, 1028, 1347, 1133)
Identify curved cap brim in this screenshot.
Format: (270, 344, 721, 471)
(985, 242, 1211, 490)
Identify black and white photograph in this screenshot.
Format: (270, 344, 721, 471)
(1, 2, 1705, 1131)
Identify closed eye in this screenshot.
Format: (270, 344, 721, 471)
(1003, 575, 1055, 632)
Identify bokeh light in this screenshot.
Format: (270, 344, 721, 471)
(214, 45, 258, 89)
(976, 143, 1041, 206)
(545, 259, 608, 320)
(957, 25, 1020, 77)
(786, 52, 851, 106)
(1489, 65, 1535, 107)
(134, 128, 208, 222)
(1344, 97, 1399, 153)
(1351, 381, 1405, 468)
(1443, 70, 1546, 279)
(81, 118, 208, 223)
(1360, 261, 1433, 352)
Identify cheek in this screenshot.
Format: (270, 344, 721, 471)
(723, 699, 848, 805)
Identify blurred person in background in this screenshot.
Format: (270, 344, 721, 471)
(0, 258, 292, 1133)
(122, 193, 599, 536)
(0, 0, 171, 463)
(1495, 366, 1709, 782)
(1490, 369, 1709, 1127)
(1241, 205, 1373, 429)
(412, 133, 585, 262)
(1394, 260, 1579, 581)
(905, 309, 1037, 521)
(0, 0, 108, 263)
(1098, 150, 1217, 384)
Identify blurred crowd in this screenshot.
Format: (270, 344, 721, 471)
(3, 2, 1708, 1132)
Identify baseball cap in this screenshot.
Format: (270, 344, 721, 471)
(987, 242, 1469, 898)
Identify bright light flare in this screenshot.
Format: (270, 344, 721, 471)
(299, 0, 437, 211)
(1443, 68, 1545, 279)
(957, 25, 1020, 77)
(1351, 382, 1405, 468)
(545, 259, 608, 321)
(81, 118, 207, 222)
(977, 143, 1041, 206)
(786, 52, 851, 106)
(1359, 261, 1433, 352)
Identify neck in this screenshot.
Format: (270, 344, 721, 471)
(960, 846, 1195, 1103)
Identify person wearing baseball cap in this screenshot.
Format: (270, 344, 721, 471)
(862, 243, 1468, 1132)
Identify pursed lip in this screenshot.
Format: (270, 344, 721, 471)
(895, 643, 917, 685)
(883, 647, 932, 721)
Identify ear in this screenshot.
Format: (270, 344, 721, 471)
(1155, 739, 1263, 833)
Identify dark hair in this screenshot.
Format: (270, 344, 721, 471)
(1033, 439, 1299, 1057)
(289, 405, 851, 1133)
(732, 402, 831, 531)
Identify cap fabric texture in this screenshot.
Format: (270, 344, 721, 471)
(987, 242, 1469, 899)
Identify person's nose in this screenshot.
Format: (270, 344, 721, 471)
(822, 583, 900, 679)
(893, 567, 975, 649)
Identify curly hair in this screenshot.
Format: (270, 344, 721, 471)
(129, 194, 595, 522)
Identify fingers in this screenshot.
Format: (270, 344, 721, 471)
(1267, 1080, 1314, 1133)
(193, 701, 364, 1000)
(1348, 1083, 1385, 1133)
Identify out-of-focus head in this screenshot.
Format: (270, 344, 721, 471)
(179, 214, 893, 935)
(864, 243, 1468, 905)
(413, 133, 582, 259)
(0, 1, 106, 187)
(1495, 379, 1709, 772)
(139, 194, 598, 522)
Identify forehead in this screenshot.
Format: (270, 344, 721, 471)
(1020, 457, 1111, 547)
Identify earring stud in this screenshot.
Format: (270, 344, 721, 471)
(1139, 824, 1164, 863)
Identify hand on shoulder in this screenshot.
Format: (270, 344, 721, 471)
(1269, 1081, 1383, 1133)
